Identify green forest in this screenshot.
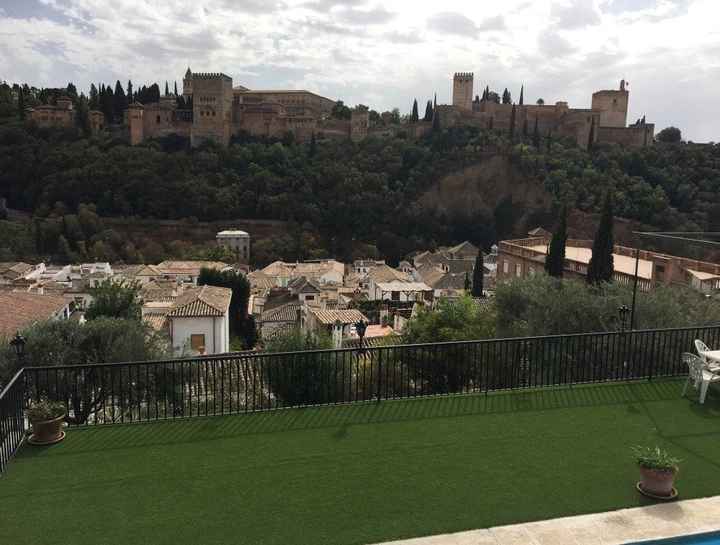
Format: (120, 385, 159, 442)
(1, 81, 720, 265)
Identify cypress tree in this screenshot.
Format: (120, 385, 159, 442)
(174, 81, 178, 96)
(502, 88, 511, 104)
(464, 272, 471, 292)
(472, 249, 484, 297)
(519, 84, 524, 105)
(309, 132, 317, 157)
(544, 207, 567, 278)
(587, 116, 595, 150)
(113, 80, 126, 121)
(432, 107, 441, 132)
(587, 192, 615, 284)
(509, 104, 516, 141)
(423, 100, 433, 121)
(433, 93, 437, 109)
(127, 80, 133, 103)
(89, 84, 99, 108)
(532, 116, 540, 148)
(411, 99, 419, 122)
(165, 81, 169, 96)
(17, 87, 25, 119)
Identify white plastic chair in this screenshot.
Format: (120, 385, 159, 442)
(695, 339, 711, 362)
(682, 352, 720, 404)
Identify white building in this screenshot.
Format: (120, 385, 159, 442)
(165, 285, 233, 356)
(216, 230, 250, 262)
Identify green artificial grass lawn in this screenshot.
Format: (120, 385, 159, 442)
(3, 379, 720, 545)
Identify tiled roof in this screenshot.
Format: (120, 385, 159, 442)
(375, 281, 432, 292)
(166, 285, 232, 318)
(261, 303, 300, 323)
(367, 265, 411, 283)
(309, 308, 368, 325)
(0, 292, 70, 338)
(143, 313, 168, 331)
(247, 271, 276, 290)
(156, 261, 229, 275)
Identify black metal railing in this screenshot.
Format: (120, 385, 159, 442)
(0, 369, 27, 474)
(2, 324, 719, 473)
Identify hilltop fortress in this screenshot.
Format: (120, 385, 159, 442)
(125, 68, 360, 146)
(443, 72, 654, 148)
(28, 69, 654, 149)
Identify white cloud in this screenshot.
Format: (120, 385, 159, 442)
(0, 0, 719, 141)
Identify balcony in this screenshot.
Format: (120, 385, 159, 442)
(2, 326, 720, 545)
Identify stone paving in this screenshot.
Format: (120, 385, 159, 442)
(374, 495, 720, 545)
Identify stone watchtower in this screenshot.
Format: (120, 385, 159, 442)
(452, 72, 474, 111)
(350, 108, 369, 142)
(190, 72, 233, 147)
(182, 67, 193, 97)
(127, 103, 144, 145)
(591, 80, 629, 128)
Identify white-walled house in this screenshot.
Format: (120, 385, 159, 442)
(165, 285, 232, 356)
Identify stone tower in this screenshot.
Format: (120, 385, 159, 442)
(127, 103, 144, 145)
(452, 72, 474, 111)
(350, 108, 369, 142)
(591, 80, 629, 128)
(190, 72, 233, 147)
(183, 67, 193, 97)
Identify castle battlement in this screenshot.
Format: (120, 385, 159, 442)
(454, 72, 474, 79)
(192, 72, 232, 81)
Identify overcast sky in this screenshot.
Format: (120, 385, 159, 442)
(1, 0, 718, 141)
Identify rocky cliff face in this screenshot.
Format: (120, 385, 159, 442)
(418, 155, 554, 239)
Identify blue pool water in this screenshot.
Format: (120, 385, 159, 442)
(630, 532, 720, 544)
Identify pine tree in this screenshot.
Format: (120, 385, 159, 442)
(423, 100, 433, 121)
(587, 192, 615, 284)
(519, 84, 524, 105)
(411, 99, 419, 122)
(127, 80, 133, 104)
(544, 207, 567, 278)
(174, 81, 178, 96)
(17, 87, 25, 119)
(165, 81, 169, 96)
(509, 104, 516, 141)
(532, 116, 540, 148)
(472, 249, 484, 297)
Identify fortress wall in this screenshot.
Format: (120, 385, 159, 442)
(597, 125, 654, 148)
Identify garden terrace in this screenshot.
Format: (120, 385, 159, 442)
(2, 326, 720, 544)
(3, 380, 720, 545)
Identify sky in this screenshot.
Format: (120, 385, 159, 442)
(1, 0, 719, 141)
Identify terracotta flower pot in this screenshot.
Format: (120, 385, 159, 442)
(28, 414, 66, 445)
(639, 465, 677, 498)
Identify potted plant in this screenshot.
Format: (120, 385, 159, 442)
(632, 446, 681, 499)
(26, 399, 67, 445)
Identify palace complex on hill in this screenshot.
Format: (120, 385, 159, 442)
(27, 69, 654, 149)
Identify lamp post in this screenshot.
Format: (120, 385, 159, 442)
(9, 331, 26, 366)
(355, 320, 367, 352)
(618, 305, 630, 333)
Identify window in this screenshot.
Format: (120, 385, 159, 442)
(503, 261, 509, 274)
(515, 263, 522, 277)
(190, 334, 206, 353)
(305, 295, 315, 301)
